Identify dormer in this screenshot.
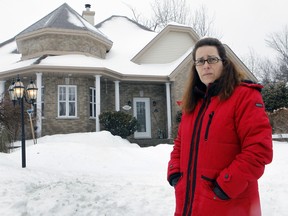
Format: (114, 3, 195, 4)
(131, 24, 200, 64)
(15, 3, 112, 60)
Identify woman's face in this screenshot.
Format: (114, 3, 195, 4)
(195, 46, 224, 86)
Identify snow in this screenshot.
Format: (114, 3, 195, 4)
(0, 131, 287, 216)
(67, 9, 110, 40)
(0, 15, 185, 77)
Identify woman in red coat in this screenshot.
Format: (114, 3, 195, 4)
(167, 37, 273, 216)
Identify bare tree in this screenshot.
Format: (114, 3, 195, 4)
(150, 0, 189, 30)
(258, 58, 278, 84)
(265, 25, 288, 82)
(241, 48, 261, 79)
(241, 47, 279, 83)
(266, 25, 288, 61)
(190, 5, 217, 37)
(126, 0, 219, 37)
(124, 3, 156, 30)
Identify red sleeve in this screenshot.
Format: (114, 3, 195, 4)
(167, 120, 182, 180)
(216, 87, 273, 198)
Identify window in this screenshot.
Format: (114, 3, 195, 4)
(90, 87, 96, 118)
(58, 85, 77, 117)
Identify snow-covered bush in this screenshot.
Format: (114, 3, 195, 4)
(99, 111, 138, 138)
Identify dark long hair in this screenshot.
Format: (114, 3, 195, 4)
(181, 37, 246, 113)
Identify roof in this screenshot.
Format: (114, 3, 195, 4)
(95, 15, 153, 32)
(0, 15, 179, 80)
(0, 3, 256, 82)
(16, 3, 111, 44)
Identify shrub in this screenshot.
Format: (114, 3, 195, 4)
(172, 110, 183, 139)
(99, 111, 138, 138)
(176, 110, 182, 123)
(0, 126, 13, 153)
(262, 82, 288, 111)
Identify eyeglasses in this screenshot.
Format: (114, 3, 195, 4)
(194, 56, 222, 66)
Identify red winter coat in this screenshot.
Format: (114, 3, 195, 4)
(167, 82, 273, 216)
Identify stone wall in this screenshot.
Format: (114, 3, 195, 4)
(170, 62, 192, 138)
(268, 108, 288, 134)
(41, 76, 168, 139)
(42, 75, 95, 136)
(17, 32, 107, 60)
(118, 82, 167, 139)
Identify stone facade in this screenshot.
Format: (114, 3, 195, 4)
(39, 75, 169, 139)
(170, 62, 192, 137)
(100, 81, 168, 138)
(119, 82, 167, 138)
(41, 74, 95, 136)
(16, 31, 108, 60)
(268, 108, 288, 134)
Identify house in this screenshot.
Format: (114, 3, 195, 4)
(0, 3, 257, 146)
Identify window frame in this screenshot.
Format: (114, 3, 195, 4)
(57, 85, 77, 118)
(89, 87, 96, 118)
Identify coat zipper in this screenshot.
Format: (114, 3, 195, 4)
(183, 96, 211, 216)
(204, 111, 214, 141)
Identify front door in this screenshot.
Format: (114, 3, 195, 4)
(133, 98, 151, 138)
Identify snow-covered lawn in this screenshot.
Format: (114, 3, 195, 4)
(0, 131, 287, 216)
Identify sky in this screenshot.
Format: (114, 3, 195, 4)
(0, 131, 287, 215)
(0, 0, 287, 60)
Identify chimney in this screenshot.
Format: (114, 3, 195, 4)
(82, 4, 95, 25)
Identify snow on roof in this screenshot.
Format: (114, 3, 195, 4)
(0, 13, 191, 77)
(17, 3, 110, 43)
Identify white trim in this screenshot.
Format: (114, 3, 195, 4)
(114, 81, 120, 111)
(36, 73, 42, 137)
(133, 98, 151, 138)
(57, 85, 77, 118)
(95, 75, 101, 132)
(166, 83, 172, 139)
(89, 87, 96, 118)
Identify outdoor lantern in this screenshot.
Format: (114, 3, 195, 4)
(26, 80, 38, 103)
(13, 77, 25, 99)
(7, 75, 38, 168)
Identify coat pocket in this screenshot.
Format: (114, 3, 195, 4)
(200, 175, 216, 198)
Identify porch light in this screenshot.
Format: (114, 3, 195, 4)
(26, 80, 38, 102)
(13, 77, 25, 99)
(8, 75, 38, 168)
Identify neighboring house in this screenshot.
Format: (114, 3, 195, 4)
(0, 3, 257, 145)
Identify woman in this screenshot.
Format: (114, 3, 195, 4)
(167, 37, 273, 216)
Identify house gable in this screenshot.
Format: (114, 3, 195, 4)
(15, 3, 113, 60)
(131, 24, 199, 64)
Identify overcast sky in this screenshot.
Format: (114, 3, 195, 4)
(0, 0, 287, 60)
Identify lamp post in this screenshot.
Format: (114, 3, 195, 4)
(8, 76, 38, 168)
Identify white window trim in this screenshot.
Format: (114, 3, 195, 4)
(133, 97, 151, 139)
(57, 85, 77, 118)
(90, 87, 96, 118)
